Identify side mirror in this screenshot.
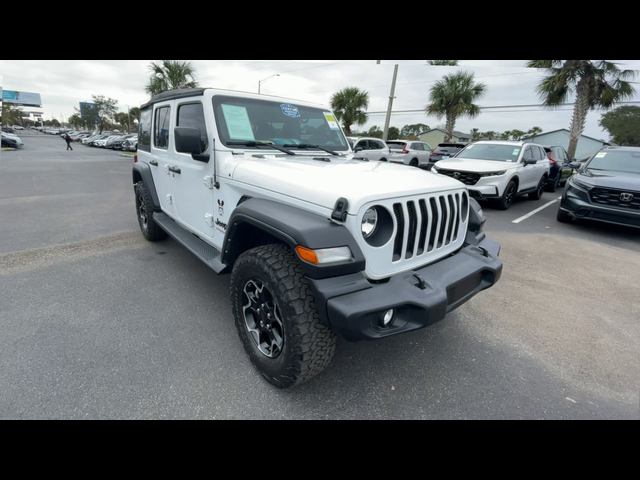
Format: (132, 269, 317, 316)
(175, 127, 209, 163)
(569, 162, 581, 169)
(524, 159, 538, 166)
(354, 146, 364, 153)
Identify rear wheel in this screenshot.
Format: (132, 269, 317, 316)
(529, 176, 547, 200)
(410, 159, 419, 167)
(231, 244, 337, 389)
(547, 174, 560, 193)
(380, 158, 388, 162)
(135, 182, 168, 242)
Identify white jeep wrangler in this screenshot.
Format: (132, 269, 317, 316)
(132, 88, 503, 388)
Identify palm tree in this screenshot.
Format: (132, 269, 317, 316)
(471, 128, 481, 141)
(511, 129, 526, 141)
(484, 131, 497, 140)
(427, 60, 460, 66)
(426, 71, 487, 142)
(330, 87, 370, 136)
(527, 60, 637, 158)
(527, 126, 543, 141)
(500, 131, 512, 140)
(146, 60, 199, 96)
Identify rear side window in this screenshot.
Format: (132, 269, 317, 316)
(388, 142, 406, 150)
(154, 106, 171, 150)
(139, 108, 152, 152)
(177, 103, 208, 153)
(411, 143, 424, 151)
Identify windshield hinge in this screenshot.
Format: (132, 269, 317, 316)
(331, 198, 349, 222)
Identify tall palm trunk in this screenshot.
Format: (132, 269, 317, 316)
(445, 112, 456, 142)
(567, 77, 591, 159)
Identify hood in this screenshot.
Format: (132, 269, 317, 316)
(231, 154, 465, 213)
(578, 169, 640, 191)
(435, 157, 519, 172)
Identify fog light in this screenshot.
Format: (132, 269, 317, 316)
(383, 309, 395, 326)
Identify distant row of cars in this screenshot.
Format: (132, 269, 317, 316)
(62, 131, 138, 151)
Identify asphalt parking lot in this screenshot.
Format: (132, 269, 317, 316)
(1, 134, 639, 420)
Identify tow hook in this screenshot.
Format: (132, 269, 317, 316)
(413, 274, 428, 291)
(479, 247, 489, 258)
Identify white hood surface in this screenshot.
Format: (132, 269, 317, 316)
(436, 157, 519, 173)
(231, 155, 465, 214)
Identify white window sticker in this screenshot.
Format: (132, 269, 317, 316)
(324, 112, 341, 131)
(595, 152, 607, 158)
(513, 148, 521, 156)
(222, 104, 255, 141)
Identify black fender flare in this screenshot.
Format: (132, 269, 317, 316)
(132, 162, 161, 211)
(223, 198, 366, 280)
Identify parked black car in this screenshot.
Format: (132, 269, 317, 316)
(427, 143, 466, 170)
(558, 146, 640, 228)
(544, 146, 574, 192)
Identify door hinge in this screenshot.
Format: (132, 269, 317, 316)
(205, 213, 214, 227)
(166, 194, 173, 205)
(204, 176, 214, 189)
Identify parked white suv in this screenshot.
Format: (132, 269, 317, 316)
(132, 88, 503, 388)
(387, 140, 433, 168)
(432, 141, 551, 210)
(347, 137, 390, 162)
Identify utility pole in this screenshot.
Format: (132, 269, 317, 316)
(383, 64, 399, 142)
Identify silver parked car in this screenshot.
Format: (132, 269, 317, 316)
(388, 140, 433, 168)
(347, 137, 390, 162)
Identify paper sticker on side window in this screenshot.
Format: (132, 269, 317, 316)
(222, 105, 255, 141)
(323, 112, 340, 130)
(281, 104, 301, 118)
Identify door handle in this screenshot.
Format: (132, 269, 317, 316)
(168, 166, 181, 174)
(149, 160, 158, 166)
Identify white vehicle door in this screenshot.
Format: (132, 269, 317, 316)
(354, 139, 370, 157)
(169, 101, 216, 240)
(520, 145, 541, 190)
(149, 102, 175, 215)
(367, 139, 386, 161)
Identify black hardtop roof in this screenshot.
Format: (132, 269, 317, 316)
(141, 88, 207, 109)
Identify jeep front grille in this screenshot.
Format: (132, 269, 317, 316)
(392, 192, 466, 262)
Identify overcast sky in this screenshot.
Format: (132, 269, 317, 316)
(1, 60, 639, 139)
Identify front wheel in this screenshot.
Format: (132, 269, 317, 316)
(495, 181, 518, 210)
(529, 176, 547, 200)
(231, 244, 337, 389)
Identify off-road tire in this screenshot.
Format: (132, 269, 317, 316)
(231, 244, 337, 389)
(557, 208, 573, 223)
(529, 175, 548, 200)
(135, 182, 168, 242)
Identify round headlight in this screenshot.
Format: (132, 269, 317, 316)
(362, 208, 378, 239)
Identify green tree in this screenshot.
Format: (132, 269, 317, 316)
(2, 103, 22, 126)
(427, 71, 487, 142)
(427, 60, 460, 66)
(146, 60, 199, 96)
(471, 128, 481, 141)
(366, 126, 384, 138)
(91, 95, 118, 133)
(330, 87, 370, 136)
(114, 112, 132, 132)
(484, 131, 497, 140)
(527, 60, 637, 158)
(527, 126, 543, 141)
(599, 106, 640, 146)
(387, 127, 400, 140)
(401, 123, 430, 137)
(500, 131, 512, 140)
(68, 114, 84, 129)
(511, 129, 526, 141)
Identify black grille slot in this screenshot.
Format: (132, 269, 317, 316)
(428, 198, 439, 252)
(453, 194, 461, 241)
(406, 202, 417, 259)
(446, 195, 455, 245)
(392, 203, 404, 262)
(439, 170, 481, 186)
(590, 188, 640, 211)
(418, 199, 428, 256)
(437, 196, 448, 248)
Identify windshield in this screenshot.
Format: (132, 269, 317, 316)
(587, 150, 640, 174)
(457, 143, 522, 162)
(213, 96, 348, 152)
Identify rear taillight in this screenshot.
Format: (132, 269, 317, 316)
(402, 147, 409, 154)
(134, 155, 138, 163)
(549, 153, 556, 165)
(430, 151, 438, 156)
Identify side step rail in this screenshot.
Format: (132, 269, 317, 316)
(153, 212, 227, 274)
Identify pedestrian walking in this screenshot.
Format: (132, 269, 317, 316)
(64, 133, 73, 151)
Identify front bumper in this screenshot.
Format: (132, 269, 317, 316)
(561, 185, 640, 228)
(309, 236, 502, 342)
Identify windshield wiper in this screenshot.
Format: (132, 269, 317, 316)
(227, 141, 295, 156)
(283, 144, 342, 156)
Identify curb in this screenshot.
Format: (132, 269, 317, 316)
(119, 153, 135, 158)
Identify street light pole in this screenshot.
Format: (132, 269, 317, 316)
(383, 64, 399, 142)
(258, 74, 281, 94)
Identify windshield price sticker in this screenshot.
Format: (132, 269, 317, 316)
(596, 152, 607, 158)
(513, 148, 521, 156)
(222, 104, 255, 141)
(324, 112, 340, 130)
(281, 104, 301, 118)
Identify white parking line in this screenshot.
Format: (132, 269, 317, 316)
(512, 197, 563, 224)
